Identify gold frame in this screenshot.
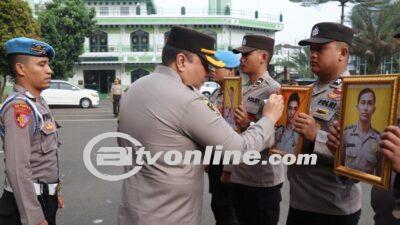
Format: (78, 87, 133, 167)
(271, 86, 312, 156)
(334, 75, 399, 189)
(222, 77, 242, 132)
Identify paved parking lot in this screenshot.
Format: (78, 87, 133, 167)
(0, 100, 374, 225)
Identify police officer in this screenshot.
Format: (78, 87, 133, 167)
(224, 35, 283, 225)
(117, 26, 284, 225)
(343, 88, 381, 175)
(207, 50, 240, 225)
(0, 38, 63, 225)
(288, 22, 361, 225)
(326, 32, 400, 225)
(275, 92, 300, 154)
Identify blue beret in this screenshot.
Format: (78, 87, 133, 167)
(214, 50, 240, 68)
(4, 37, 55, 60)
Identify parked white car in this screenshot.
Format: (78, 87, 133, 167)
(200, 81, 219, 98)
(41, 80, 100, 108)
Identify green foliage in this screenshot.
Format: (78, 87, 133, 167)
(38, 0, 96, 80)
(350, 1, 400, 74)
(275, 47, 313, 78)
(0, 0, 41, 99)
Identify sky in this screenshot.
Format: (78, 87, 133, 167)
(34, 0, 354, 45)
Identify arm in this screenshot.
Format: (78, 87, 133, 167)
(3, 102, 46, 225)
(294, 113, 334, 159)
(181, 94, 283, 153)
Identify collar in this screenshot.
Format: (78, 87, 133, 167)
(313, 70, 349, 96)
(13, 84, 37, 101)
(155, 65, 183, 83)
(247, 71, 270, 87)
(353, 123, 377, 138)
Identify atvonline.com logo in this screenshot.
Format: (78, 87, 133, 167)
(83, 132, 318, 181)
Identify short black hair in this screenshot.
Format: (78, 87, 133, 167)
(161, 45, 193, 66)
(287, 92, 300, 107)
(357, 88, 376, 103)
(6, 54, 30, 82)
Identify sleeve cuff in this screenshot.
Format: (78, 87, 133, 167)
(314, 129, 334, 158)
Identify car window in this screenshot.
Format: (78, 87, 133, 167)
(49, 82, 58, 89)
(59, 83, 75, 90)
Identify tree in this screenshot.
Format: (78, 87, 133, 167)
(275, 47, 313, 78)
(0, 0, 41, 100)
(38, 0, 96, 80)
(350, 1, 400, 74)
(289, 0, 387, 24)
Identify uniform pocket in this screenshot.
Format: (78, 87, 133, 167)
(40, 128, 58, 154)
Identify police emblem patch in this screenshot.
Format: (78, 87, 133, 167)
(45, 121, 54, 131)
(312, 26, 319, 36)
(13, 103, 32, 128)
(31, 44, 46, 55)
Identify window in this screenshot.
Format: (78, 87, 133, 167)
(59, 83, 75, 90)
(99, 7, 109, 16)
(49, 82, 58, 89)
(90, 31, 108, 52)
(131, 30, 149, 52)
(120, 6, 129, 16)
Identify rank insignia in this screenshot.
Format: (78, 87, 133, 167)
(45, 121, 54, 131)
(31, 44, 46, 55)
(205, 100, 221, 116)
(328, 92, 340, 100)
(13, 103, 32, 128)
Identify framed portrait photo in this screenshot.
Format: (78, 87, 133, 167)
(334, 75, 399, 189)
(271, 86, 312, 156)
(222, 77, 242, 132)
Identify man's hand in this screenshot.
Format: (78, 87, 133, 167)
(294, 113, 318, 142)
(380, 126, 400, 173)
(327, 120, 341, 155)
(39, 220, 49, 225)
(220, 171, 231, 184)
(235, 105, 251, 128)
(58, 193, 64, 208)
(262, 94, 284, 123)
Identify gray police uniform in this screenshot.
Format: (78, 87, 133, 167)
(343, 124, 381, 175)
(208, 87, 239, 225)
(117, 65, 276, 225)
(0, 85, 60, 225)
(371, 172, 400, 225)
(228, 71, 283, 187)
(275, 125, 299, 154)
(287, 72, 362, 216)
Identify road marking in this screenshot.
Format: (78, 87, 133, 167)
(0, 151, 3, 154)
(57, 119, 117, 122)
(55, 114, 113, 117)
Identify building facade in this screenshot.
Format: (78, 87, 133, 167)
(70, 0, 283, 93)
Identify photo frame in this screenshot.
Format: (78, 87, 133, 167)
(334, 75, 399, 189)
(271, 86, 312, 156)
(222, 77, 242, 132)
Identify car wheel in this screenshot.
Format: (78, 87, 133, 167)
(80, 98, 92, 108)
(203, 91, 211, 98)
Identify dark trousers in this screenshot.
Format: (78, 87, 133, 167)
(208, 165, 239, 225)
(286, 207, 361, 225)
(0, 190, 58, 225)
(113, 95, 121, 115)
(231, 183, 282, 225)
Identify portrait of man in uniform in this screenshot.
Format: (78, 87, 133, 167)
(335, 75, 399, 188)
(272, 86, 312, 155)
(222, 77, 241, 132)
(342, 88, 382, 175)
